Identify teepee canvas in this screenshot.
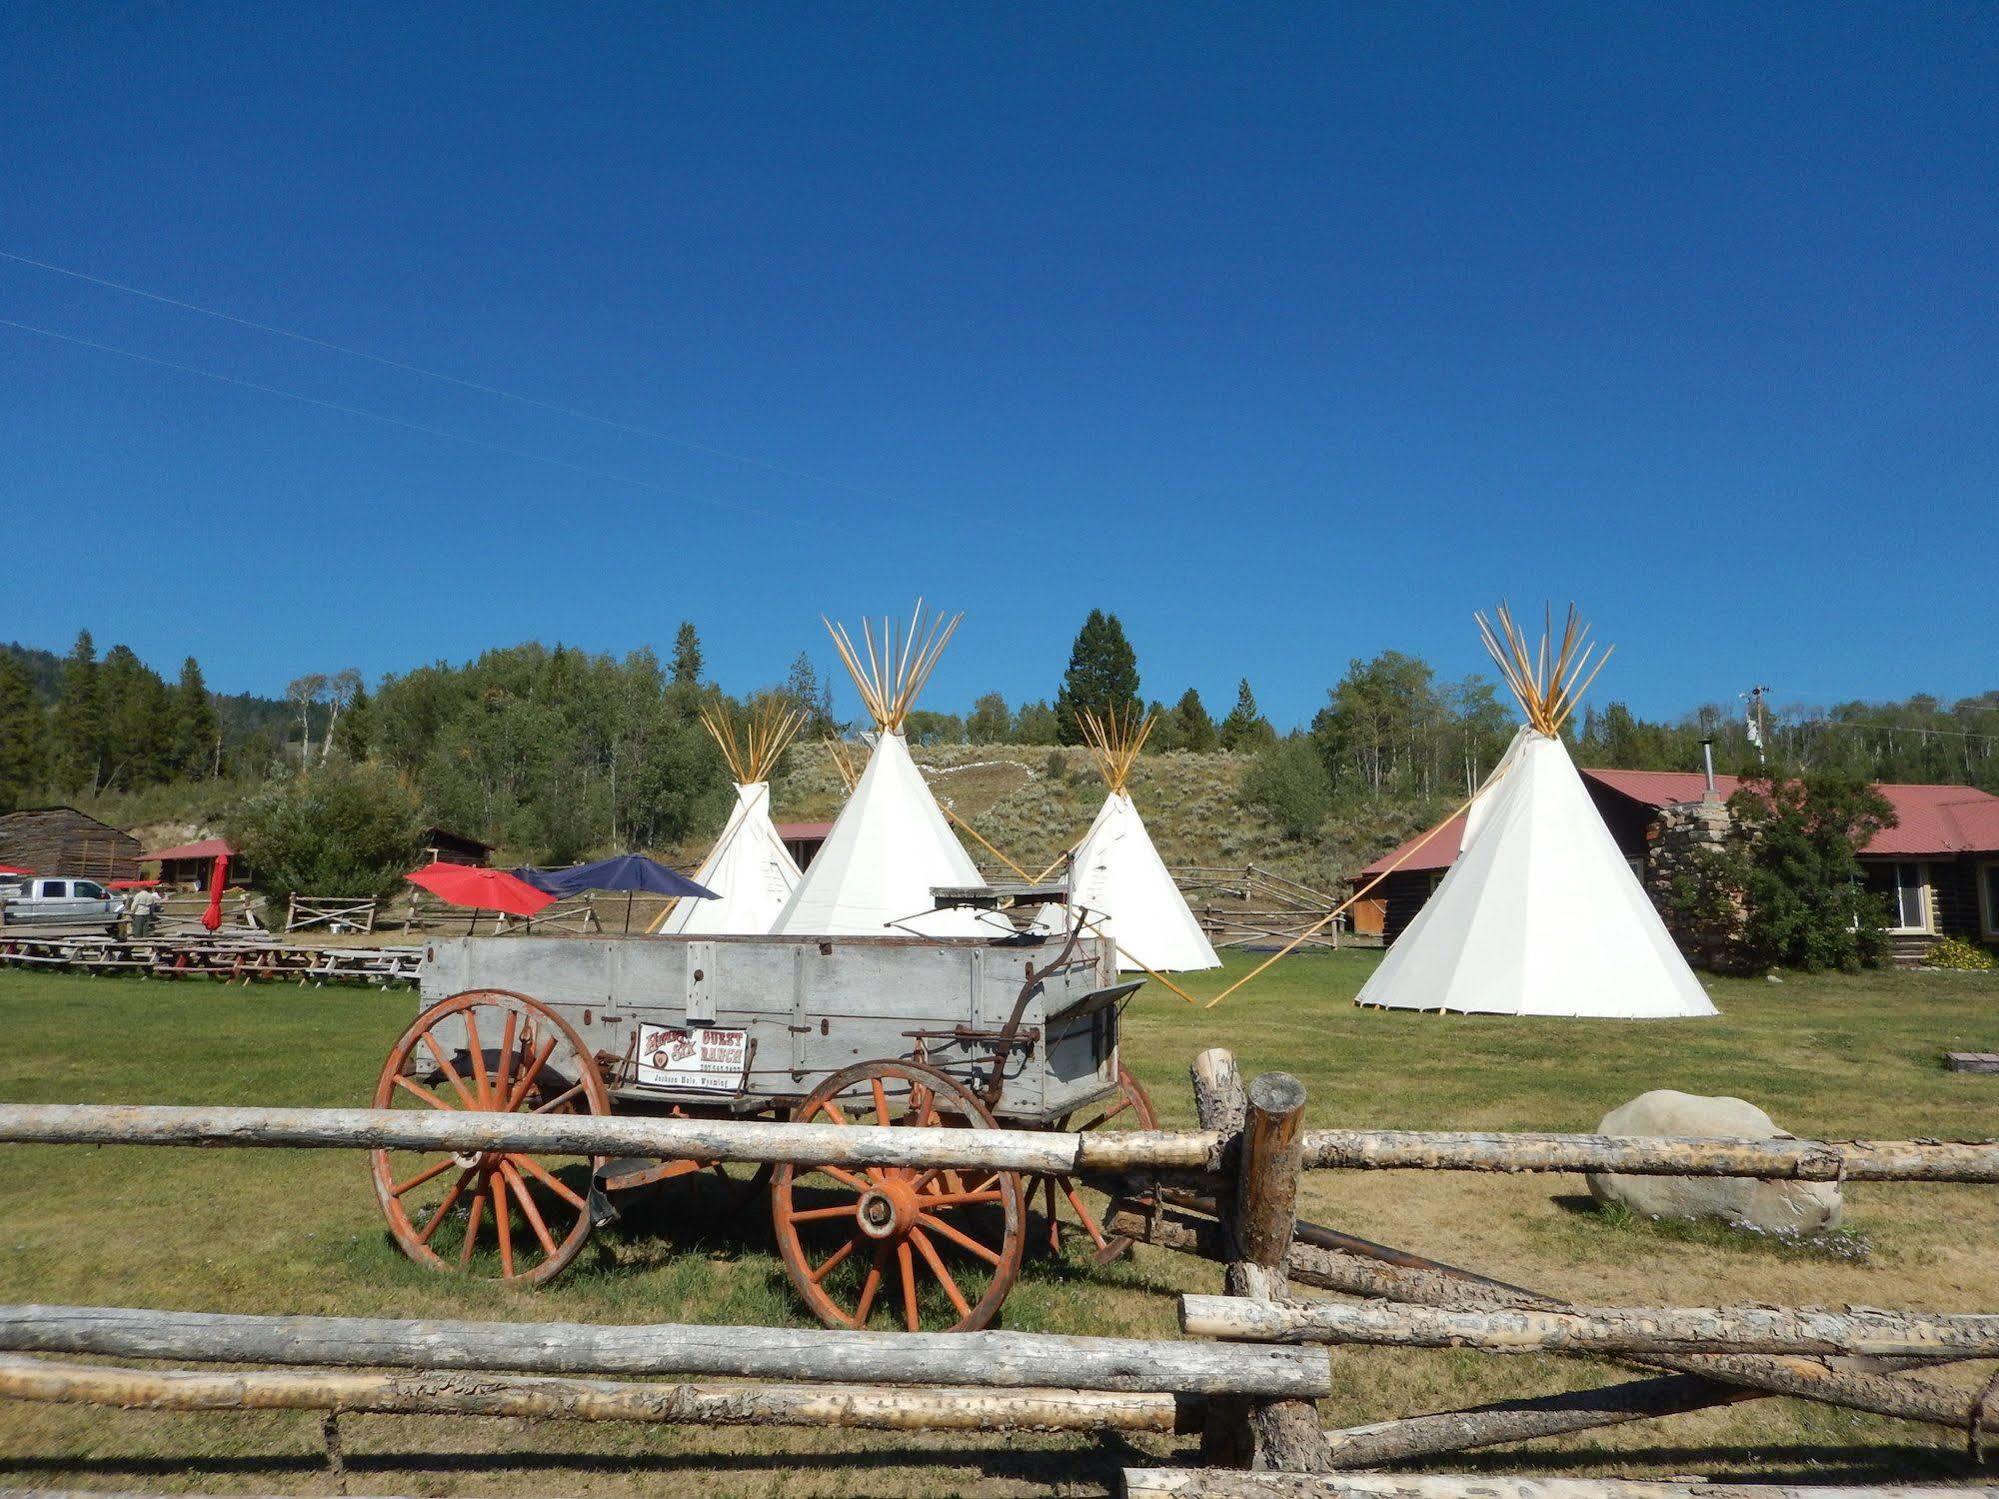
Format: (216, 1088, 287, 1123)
(1355, 605, 1716, 1019)
(771, 604, 991, 938)
(661, 698, 806, 936)
(1039, 708, 1220, 971)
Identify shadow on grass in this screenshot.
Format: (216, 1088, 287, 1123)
(1431, 1441, 1990, 1484)
(1550, 1193, 1872, 1262)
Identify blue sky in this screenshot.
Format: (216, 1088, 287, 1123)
(2, 4, 1992, 730)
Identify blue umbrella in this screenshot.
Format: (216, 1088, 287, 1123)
(513, 855, 717, 901)
(510, 855, 717, 933)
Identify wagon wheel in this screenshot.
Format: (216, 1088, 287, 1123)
(369, 988, 610, 1286)
(773, 1059, 1025, 1333)
(1038, 1064, 1159, 1264)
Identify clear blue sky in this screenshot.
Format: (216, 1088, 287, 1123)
(2, 4, 1992, 730)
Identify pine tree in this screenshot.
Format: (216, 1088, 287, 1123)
(50, 630, 105, 793)
(671, 622, 704, 686)
(171, 657, 220, 778)
(1054, 609, 1141, 745)
(100, 645, 174, 789)
(0, 653, 46, 811)
(1219, 678, 1275, 751)
(333, 681, 373, 762)
(1175, 688, 1217, 752)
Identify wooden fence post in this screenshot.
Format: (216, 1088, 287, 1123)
(1194, 1052, 1326, 1472)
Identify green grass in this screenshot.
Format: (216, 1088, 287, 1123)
(1, 954, 1996, 1494)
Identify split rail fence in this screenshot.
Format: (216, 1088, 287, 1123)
(0, 1059, 1995, 1495)
(1171, 866, 1350, 952)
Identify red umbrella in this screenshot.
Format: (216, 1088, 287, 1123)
(201, 852, 230, 932)
(406, 861, 554, 917)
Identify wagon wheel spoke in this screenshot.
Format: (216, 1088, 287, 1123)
(815, 1163, 871, 1194)
(507, 1035, 559, 1113)
(391, 1073, 458, 1113)
(1058, 1176, 1109, 1247)
(493, 1011, 520, 1114)
(870, 1076, 890, 1126)
(460, 1188, 487, 1266)
(787, 1202, 861, 1224)
(909, 1227, 970, 1318)
(490, 1172, 516, 1278)
(807, 1235, 860, 1287)
(500, 1160, 561, 1260)
(530, 1081, 587, 1116)
(896, 1240, 920, 1332)
(512, 1150, 590, 1213)
(390, 1156, 457, 1198)
(420, 1031, 478, 1110)
(464, 1011, 490, 1103)
(417, 1168, 477, 1245)
(1037, 1066, 1157, 1263)
(922, 1187, 1007, 1208)
(917, 1210, 1005, 1267)
(852, 1242, 890, 1326)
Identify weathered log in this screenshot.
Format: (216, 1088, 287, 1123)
(1193, 1048, 1257, 1470)
(1122, 1472, 1999, 1498)
(1181, 1297, 1999, 1359)
(0, 1352, 1194, 1433)
(1230, 1072, 1325, 1473)
(0, 1304, 1327, 1397)
(1300, 1130, 1999, 1182)
(1191, 1048, 1247, 1171)
(1105, 1201, 1978, 1437)
(5, 1105, 1993, 1183)
(0, 1102, 1220, 1174)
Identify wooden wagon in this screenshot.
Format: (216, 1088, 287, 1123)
(370, 900, 1157, 1331)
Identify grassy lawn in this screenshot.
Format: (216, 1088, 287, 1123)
(0, 952, 1995, 1495)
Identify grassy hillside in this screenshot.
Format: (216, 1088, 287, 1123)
(762, 741, 1352, 894)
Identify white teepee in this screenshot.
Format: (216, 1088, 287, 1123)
(1355, 605, 1716, 1019)
(770, 604, 991, 938)
(1039, 708, 1220, 971)
(660, 699, 806, 936)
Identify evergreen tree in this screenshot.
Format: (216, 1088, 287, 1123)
(1727, 773, 1896, 972)
(0, 653, 45, 810)
(1142, 699, 1180, 753)
(332, 681, 372, 762)
(1218, 678, 1275, 751)
(50, 630, 105, 793)
(172, 657, 220, 778)
(1054, 609, 1141, 745)
(1174, 688, 1217, 752)
(783, 652, 837, 733)
(671, 622, 704, 686)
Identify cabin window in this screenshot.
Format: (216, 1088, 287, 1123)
(1864, 862, 1931, 932)
(1982, 863, 1999, 939)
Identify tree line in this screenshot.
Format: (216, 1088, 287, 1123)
(4, 615, 1995, 870)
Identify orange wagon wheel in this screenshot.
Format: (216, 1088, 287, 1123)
(772, 1059, 1025, 1333)
(1039, 1064, 1159, 1263)
(370, 988, 610, 1286)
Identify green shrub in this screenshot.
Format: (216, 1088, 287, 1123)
(1926, 935, 1997, 971)
(231, 761, 425, 903)
(1240, 737, 1334, 840)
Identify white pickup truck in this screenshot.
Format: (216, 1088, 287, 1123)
(0, 876, 124, 932)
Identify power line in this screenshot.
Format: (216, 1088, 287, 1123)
(0, 316, 787, 521)
(0, 246, 938, 515)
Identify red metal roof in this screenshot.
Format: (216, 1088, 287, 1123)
(1359, 774, 1999, 876)
(139, 837, 236, 862)
(773, 821, 835, 840)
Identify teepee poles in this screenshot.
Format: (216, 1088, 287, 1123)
(700, 697, 808, 786)
(1474, 602, 1613, 737)
(825, 599, 962, 734)
(1079, 706, 1157, 796)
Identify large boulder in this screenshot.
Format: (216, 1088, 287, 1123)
(1587, 1089, 1843, 1234)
